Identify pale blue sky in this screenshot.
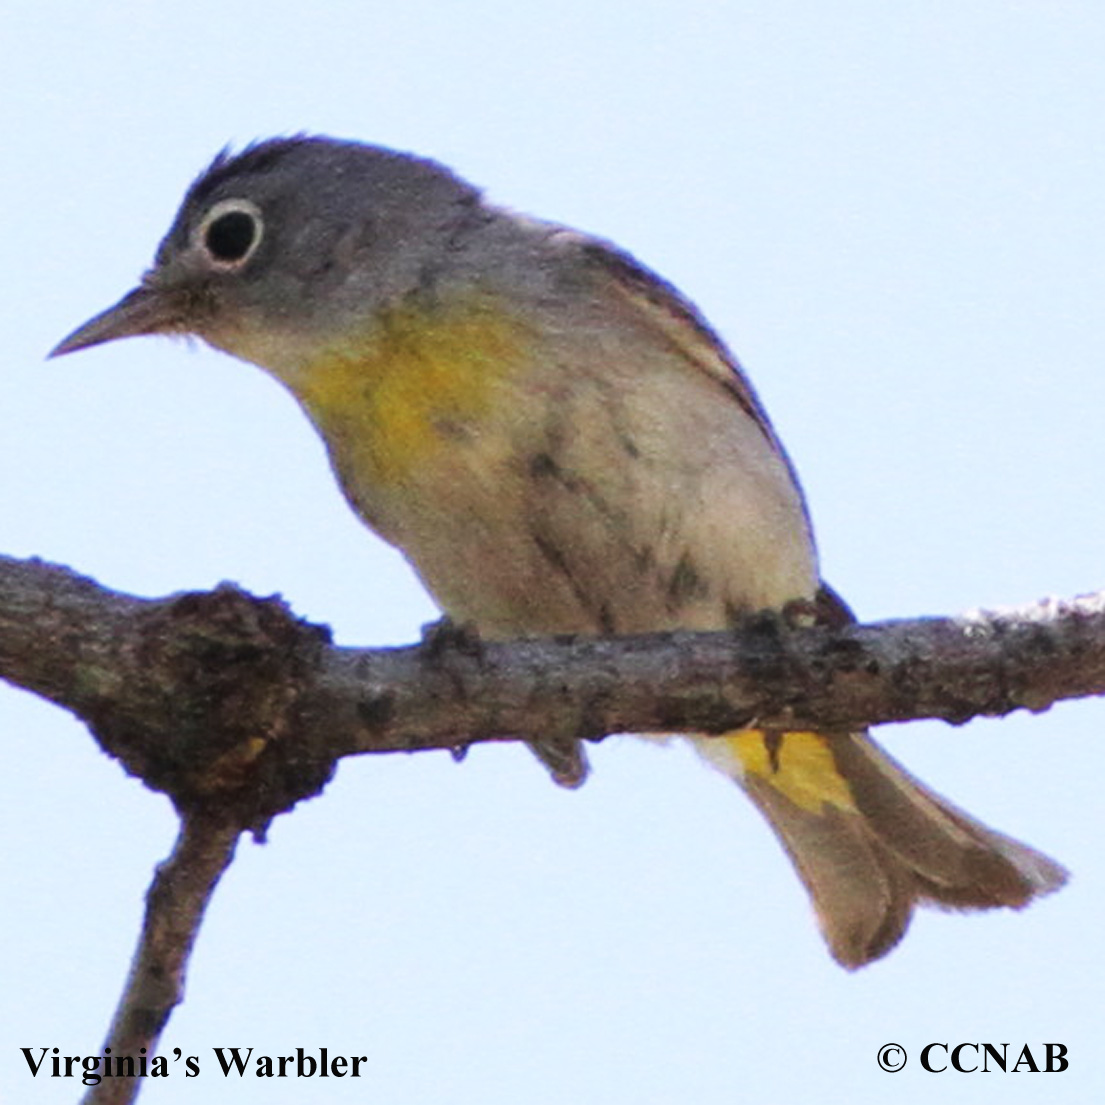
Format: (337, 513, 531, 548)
(3, 2, 1103, 1102)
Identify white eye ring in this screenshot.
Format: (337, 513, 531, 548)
(195, 198, 264, 270)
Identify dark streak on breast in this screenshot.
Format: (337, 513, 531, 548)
(666, 552, 709, 608)
(531, 532, 615, 634)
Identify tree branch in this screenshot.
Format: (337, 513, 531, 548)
(82, 811, 239, 1105)
(3, 554, 1104, 811)
(4, 550, 1103, 1099)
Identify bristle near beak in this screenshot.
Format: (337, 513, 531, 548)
(50, 285, 181, 357)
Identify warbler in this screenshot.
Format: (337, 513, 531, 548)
(52, 136, 1066, 967)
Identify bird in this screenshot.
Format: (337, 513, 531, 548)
(52, 135, 1067, 967)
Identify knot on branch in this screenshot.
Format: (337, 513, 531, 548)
(85, 584, 336, 835)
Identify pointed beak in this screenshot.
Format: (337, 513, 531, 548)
(49, 284, 184, 358)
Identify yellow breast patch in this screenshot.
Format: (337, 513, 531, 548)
(293, 297, 534, 487)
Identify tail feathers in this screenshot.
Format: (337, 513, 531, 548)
(696, 730, 1067, 969)
(828, 733, 1066, 910)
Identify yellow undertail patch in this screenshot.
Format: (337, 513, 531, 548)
(728, 730, 857, 814)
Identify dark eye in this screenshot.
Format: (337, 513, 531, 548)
(205, 210, 257, 262)
(196, 198, 264, 268)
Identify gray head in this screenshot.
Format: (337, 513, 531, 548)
(52, 136, 490, 362)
